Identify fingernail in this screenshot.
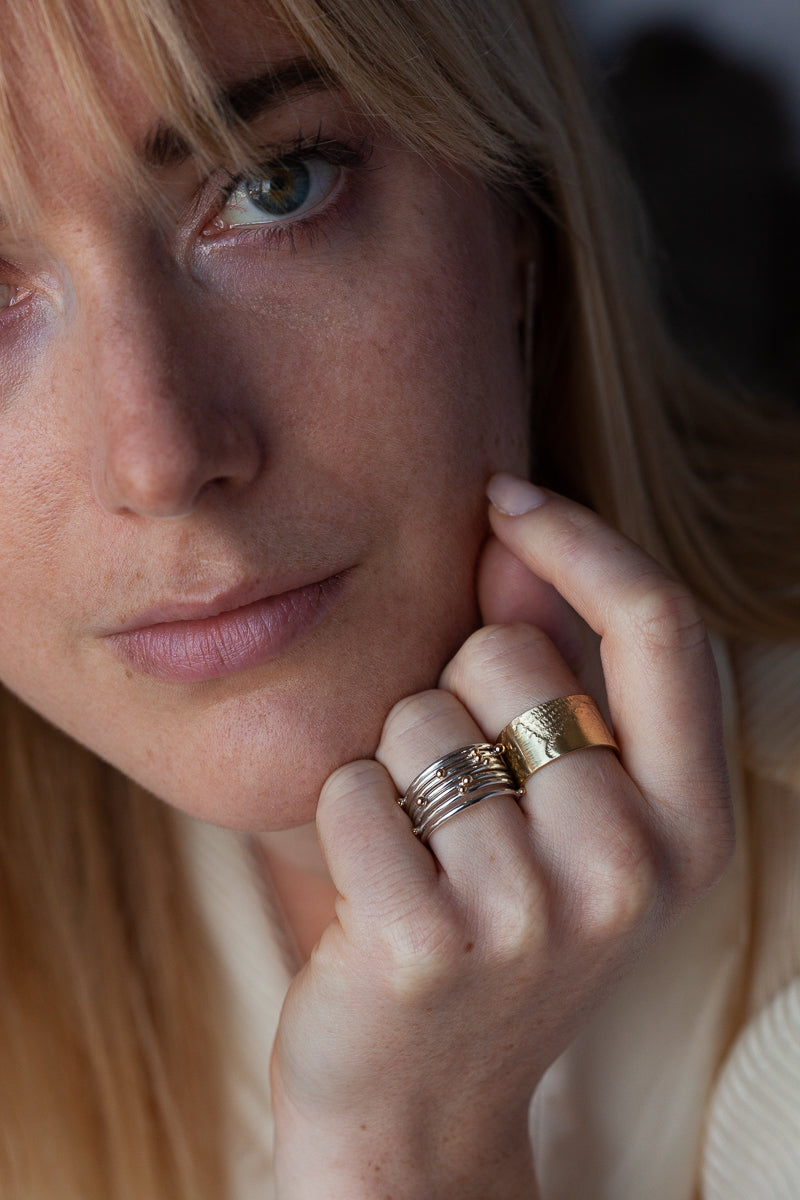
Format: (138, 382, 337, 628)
(487, 474, 547, 516)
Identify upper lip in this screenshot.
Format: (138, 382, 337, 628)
(107, 570, 344, 635)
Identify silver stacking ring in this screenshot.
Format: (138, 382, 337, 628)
(399, 743, 523, 843)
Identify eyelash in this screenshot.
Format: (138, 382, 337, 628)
(203, 130, 374, 252)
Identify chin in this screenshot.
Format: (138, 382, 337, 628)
(46, 538, 484, 833)
(119, 636, 458, 833)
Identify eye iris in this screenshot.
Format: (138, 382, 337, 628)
(246, 161, 311, 217)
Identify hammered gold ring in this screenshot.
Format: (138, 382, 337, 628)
(497, 696, 618, 788)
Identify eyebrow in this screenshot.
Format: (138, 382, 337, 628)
(139, 57, 331, 169)
(0, 59, 332, 232)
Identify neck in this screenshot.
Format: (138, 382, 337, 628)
(251, 823, 338, 962)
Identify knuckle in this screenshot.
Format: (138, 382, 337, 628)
(377, 908, 464, 1004)
(541, 509, 593, 567)
(579, 831, 662, 941)
(318, 758, 383, 811)
(380, 870, 550, 1004)
(627, 577, 708, 656)
(447, 621, 553, 684)
(487, 873, 549, 962)
(382, 688, 461, 744)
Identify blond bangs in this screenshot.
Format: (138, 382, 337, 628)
(0, 0, 256, 228)
(0, 0, 561, 231)
(268, 0, 557, 188)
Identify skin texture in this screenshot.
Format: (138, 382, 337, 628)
(0, 8, 734, 1197)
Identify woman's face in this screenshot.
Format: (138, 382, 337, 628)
(0, 10, 529, 829)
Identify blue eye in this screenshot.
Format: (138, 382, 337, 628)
(219, 156, 341, 229)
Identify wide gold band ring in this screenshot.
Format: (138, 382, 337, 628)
(498, 695, 618, 787)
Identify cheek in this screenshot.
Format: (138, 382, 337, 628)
(218, 197, 528, 500)
(0, 187, 530, 831)
(0, 433, 81, 680)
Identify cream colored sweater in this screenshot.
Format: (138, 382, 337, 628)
(180, 638, 800, 1199)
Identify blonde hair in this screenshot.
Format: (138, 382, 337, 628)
(0, 0, 798, 1195)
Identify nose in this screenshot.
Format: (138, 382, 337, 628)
(84, 277, 263, 519)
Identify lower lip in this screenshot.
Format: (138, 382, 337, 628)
(107, 575, 346, 683)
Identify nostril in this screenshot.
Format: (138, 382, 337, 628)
(91, 427, 217, 517)
(91, 455, 197, 518)
(89, 395, 264, 519)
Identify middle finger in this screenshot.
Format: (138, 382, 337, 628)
(441, 622, 651, 899)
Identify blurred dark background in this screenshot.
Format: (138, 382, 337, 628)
(561, 0, 800, 407)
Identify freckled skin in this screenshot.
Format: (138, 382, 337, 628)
(0, 18, 530, 831)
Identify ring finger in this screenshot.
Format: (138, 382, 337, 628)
(439, 621, 655, 905)
(377, 620, 615, 880)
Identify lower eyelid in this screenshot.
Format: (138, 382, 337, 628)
(215, 185, 350, 255)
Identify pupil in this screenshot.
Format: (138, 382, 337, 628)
(246, 161, 311, 216)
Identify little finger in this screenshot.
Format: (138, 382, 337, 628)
(316, 758, 437, 930)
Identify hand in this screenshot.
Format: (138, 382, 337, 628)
(270, 476, 734, 1199)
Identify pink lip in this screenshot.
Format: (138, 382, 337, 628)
(106, 573, 346, 683)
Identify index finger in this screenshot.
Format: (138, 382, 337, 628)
(486, 475, 732, 874)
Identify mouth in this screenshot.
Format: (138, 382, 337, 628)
(105, 571, 349, 683)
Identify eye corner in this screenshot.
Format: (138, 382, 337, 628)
(0, 280, 32, 311)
